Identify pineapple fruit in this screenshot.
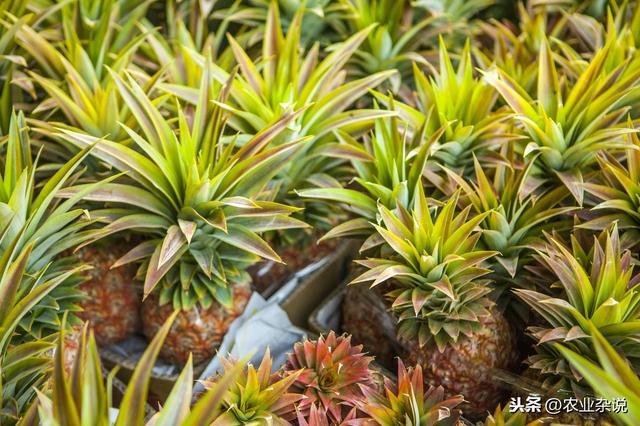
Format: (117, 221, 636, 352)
(73, 240, 141, 346)
(141, 280, 251, 365)
(516, 225, 640, 392)
(54, 64, 308, 365)
(346, 188, 518, 418)
(484, 31, 640, 205)
(401, 305, 516, 419)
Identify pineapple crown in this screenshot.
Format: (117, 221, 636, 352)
(473, 2, 572, 93)
(558, 2, 640, 56)
(484, 31, 640, 204)
(359, 359, 463, 426)
(375, 38, 510, 170)
(557, 324, 640, 426)
(0, 111, 108, 339)
(55, 66, 309, 311)
(0, 242, 86, 424)
(516, 225, 640, 386)
(444, 154, 574, 279)
(19, 0, 147, 82)
(334, 0, 494, 84)
(298, 111, 443, 246)
(163, 2, 395, 141)
(21, 0, 150, 141)
(160, 2, 395, 234)
(331, 0, 435, 81)
(202, 349, 303, 424)
(34, 313, 248, 426)
(0, 111, 100, 272)
(351, 185, 497, 350)
(583, 126, 640, 232)
(283, 331, 374, 423)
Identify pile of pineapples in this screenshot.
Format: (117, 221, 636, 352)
(2, 0, 640, 424)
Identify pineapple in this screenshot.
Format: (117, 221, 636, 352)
(374, 38, 513, 174)
(582, 128, 640, 244)
(359, 359, 464, 426)
(0, 241, 86, 424)
(473, 2, 573, 93)
(140, 279, 251, 365)
(516, 225, 640, 393)
(443, 154, 575, 287)
(32, 312, 247, 426)
(201, 349, 303, 425)
(54, 64, 308, 364)
(301, 114, 517, 417)
(161, 2, 395, 276)
(282, 331, 375, 423)
(483, 31, 640, 204)
(72, 240, 141, 346)
(19, 0, 151, 142)
(350, 187, 518, 418)
(0, 111, 106, 342)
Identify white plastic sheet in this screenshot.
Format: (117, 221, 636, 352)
(194, 291, 307, 393)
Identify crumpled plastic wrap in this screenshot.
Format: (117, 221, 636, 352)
(193, 291, 307, 393)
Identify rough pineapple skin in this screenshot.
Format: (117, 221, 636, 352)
(141, 280, 251, 365)
(74, 245, 141, 346)
(403, 306, 518, 420)
(342, 282, 518, 420)
(342, 282, 400, 369)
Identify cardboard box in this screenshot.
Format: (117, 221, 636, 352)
(277, 239, 359, 329)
